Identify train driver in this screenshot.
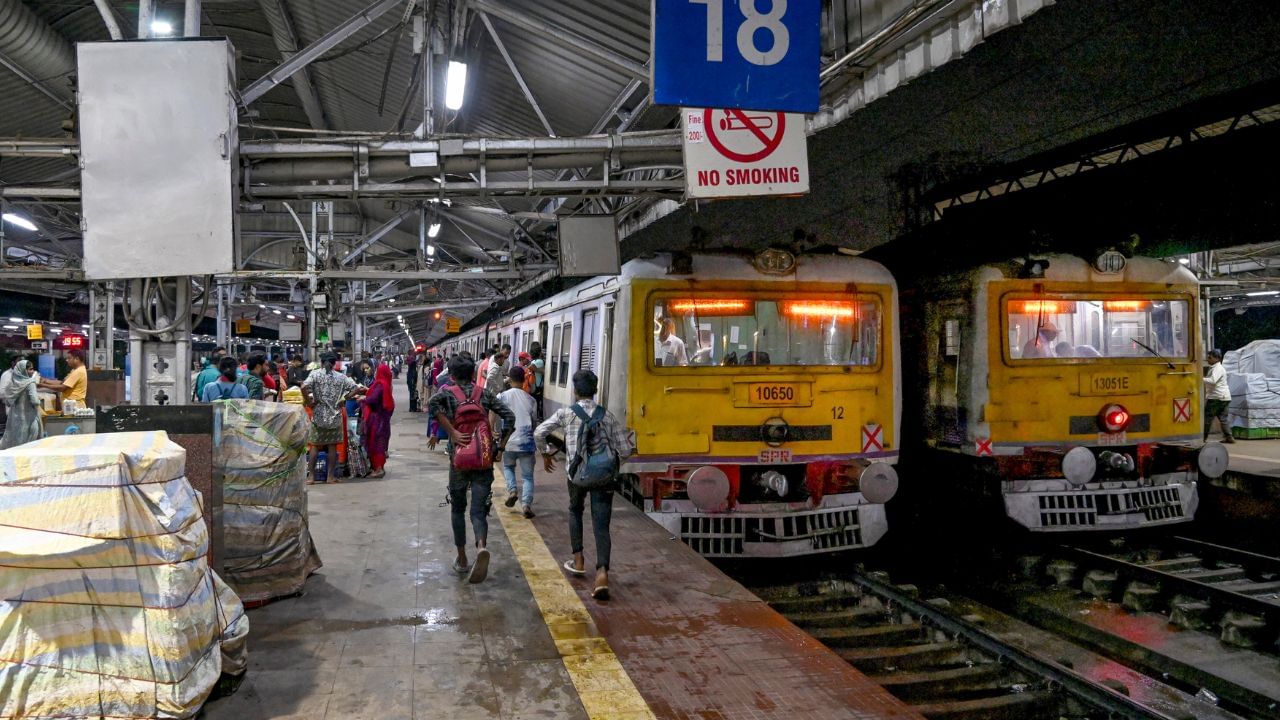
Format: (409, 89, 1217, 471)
(657, 318, 688, 367)
(1022, 322, 1060, 358)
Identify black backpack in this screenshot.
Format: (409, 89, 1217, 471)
(568, 405, 619, 489)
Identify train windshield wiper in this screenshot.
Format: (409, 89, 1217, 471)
(1132, 338, 1175, 369)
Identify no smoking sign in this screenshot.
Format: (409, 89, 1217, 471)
(683, 107, 809, 200)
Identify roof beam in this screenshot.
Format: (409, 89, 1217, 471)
(477, 11, 555, 137)
(241, 0, 404, 107)
(359, 298, 496, 317)
(340, 208, 413, 265)
(257, 0, 331, 129)
(228, 265, 556, 281)
(468, 0, 647, 81)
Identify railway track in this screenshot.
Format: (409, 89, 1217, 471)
(753, 570, 1198, 720)
(996, 536, 1280, 719)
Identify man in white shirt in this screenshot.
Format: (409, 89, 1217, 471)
(498, 365, 539, 518)
(1203, 348, 1235, 443)
(656, 319, 688, 367)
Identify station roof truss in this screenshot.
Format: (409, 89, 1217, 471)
(0, 0, 1053, 343)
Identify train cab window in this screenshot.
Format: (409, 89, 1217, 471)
(1006, 297, 1190, 360)
(651, 295, 880, 368)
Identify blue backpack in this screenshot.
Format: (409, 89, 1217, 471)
(568, 405, 619, 489)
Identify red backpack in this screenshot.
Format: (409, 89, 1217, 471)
(448, 385, 494, 470)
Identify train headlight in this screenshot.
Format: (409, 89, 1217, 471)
(1197, 442, 1229, 479)
(1098, 403, 1131, 433)
(758, 470, 789, 498)
(857, 463, 898, 504)
(687, 466, 730, 512)
(1062, 446, 1097, 486)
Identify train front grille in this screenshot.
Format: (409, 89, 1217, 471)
(679, 508, 864, 556)
(1035, 486, 1185, 528)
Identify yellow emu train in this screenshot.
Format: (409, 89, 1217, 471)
(912, 252, 1229, 531)
(436, 249, 901, 557)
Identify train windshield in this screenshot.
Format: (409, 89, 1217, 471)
(652, 296, 880, 367)
(1006, 296, 1191, 360)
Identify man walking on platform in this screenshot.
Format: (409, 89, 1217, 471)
(429, 354, 515, 584)
(536, 369, 633, 601)
(406, 353, 420, 413)
(1204, 348, 1236, 443)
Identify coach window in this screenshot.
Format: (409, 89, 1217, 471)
(579, 310, 599, 373)
(549, 323, 562, 384)
(1007, 297, 1190, 360)
(558, 322, 573, 386)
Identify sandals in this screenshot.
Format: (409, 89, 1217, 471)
(591, 585, 610, 601)
(563, 559, 586, 577)
(451, 559, 469, 574)
(468, 549, 490, 584)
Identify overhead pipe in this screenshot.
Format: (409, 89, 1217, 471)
(92, 0, 125, 39)
(246, 149, 681, 183)
(0, 0, 77, 104)
(137, 0, 154, 39)
(184, 0, 202, 37)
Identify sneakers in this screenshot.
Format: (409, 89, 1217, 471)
(504, 491, 518, 508)
(468, 548, 491, 584)
(522, 504, 535, 519)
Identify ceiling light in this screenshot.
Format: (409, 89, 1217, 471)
(426, 244, 436, 256)
(272, 309, 282, 315)
(397, 315, 403, 321)
(445, 61, 467, 110)
(286, 314, 296, 320)
(1178, 258, 1190, 265)
(389, 298, 395, 304)
(428, 222, 441, 238)
(1247, 290, 1280, 297)
(2, 213, 37, 231)
(259, 304, 266, 309)
(8, 317, 22, 323)
(2, 325, 17, 330)
(150, 20, 173, 36)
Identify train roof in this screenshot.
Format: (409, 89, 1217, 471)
(980, 254, 1199, 286)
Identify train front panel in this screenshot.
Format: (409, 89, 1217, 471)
(620, 273, 900, 557)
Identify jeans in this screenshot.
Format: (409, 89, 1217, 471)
(407, 378, 418, 412)
(502, 451, 535, 506)
(568, 480, 614, 571)
(1205, 399, 1231, 439)
(448, 467, 493, 548)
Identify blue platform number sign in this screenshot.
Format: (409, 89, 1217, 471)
(652, 0, 820, 113)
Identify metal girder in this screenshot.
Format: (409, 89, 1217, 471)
(257, 0, 331, 129)
(478, 11, 555, 137)
(247, 179, 683, 199)
(339, 208, 413, 265)
(228, 264, 555, 281)
(241, 0, 404, 107)
(0, 49, 72, 110)
(358, 298, 495, 316)
(468, 0, 647, 81)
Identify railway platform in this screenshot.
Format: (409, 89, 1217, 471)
(201, 384, 919, 720)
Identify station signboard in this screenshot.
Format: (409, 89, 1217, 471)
(25, 324, 43, 341)
(234, 318, 251, 335)
(682, 107, 809, 199)
(445, 317, 461, 334)
(651, 0, 820, 112)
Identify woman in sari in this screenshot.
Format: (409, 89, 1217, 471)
(1, 360, 44, 449)
(361, 363, 395, 478)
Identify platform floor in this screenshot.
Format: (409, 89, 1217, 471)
(1222, 435, 1280, 477)
(202, 383, 918, 720)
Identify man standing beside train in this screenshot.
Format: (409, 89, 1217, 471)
(1204, 349, 1235, 444)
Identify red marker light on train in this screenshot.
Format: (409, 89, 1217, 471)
(1098, 403, 1131, 433)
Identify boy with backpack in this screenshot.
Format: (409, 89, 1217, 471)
(535, 369, 633, 600)
(428, 353, 515, 584)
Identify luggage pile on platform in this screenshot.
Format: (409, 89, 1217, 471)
(1225, 340, 1280, 437)
(215, 399, 322, 605)
(0, 431, 248, 719)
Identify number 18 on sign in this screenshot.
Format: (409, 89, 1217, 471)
(683, 107, 809, 199)
(652, 0, 820, 112)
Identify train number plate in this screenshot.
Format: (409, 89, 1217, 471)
(747, 383, 801, 405)
(759, 448, 793, 463)
(1097, 431, 1128, 446)
(1081, 372, 1144, 396)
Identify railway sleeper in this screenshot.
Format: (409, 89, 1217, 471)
(870, 663, 1010, 701)
(1142, 556, 1203, 572)
(1121, 581, 1162, 612)
(808, 622, 926, 647)
(785, 605, 886, 629)
(1169, 595, 1213, 630)
(1220, 610, 1272, 649)
(838, 641, 971, 673)
(910, 689, 1060, 720)
(764, 591, 863, 614)
(1178, 566, 1248, 583)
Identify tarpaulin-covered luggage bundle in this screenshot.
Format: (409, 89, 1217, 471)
(214, 400, 322, 605)
(0, 431, 248, 719)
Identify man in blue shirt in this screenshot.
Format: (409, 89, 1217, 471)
(201, 357, 250, 402)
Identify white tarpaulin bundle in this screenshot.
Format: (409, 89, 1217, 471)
(215, 400, 321, 605)
(1227, 372, 1280, 429)
(1224, 339, 1280, 377)
(0, 431, 248, 719)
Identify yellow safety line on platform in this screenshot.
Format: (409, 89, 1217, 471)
(492, 471, 657, 720)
